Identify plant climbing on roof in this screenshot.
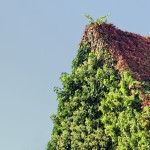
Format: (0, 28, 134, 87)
(47, 17, 150, 150)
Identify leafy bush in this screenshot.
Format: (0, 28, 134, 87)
(47, 22, 150, 150)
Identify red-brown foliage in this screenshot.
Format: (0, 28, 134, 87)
(80, 22, 150, 108)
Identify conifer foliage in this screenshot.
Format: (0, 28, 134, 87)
(47, 19, 150, 149)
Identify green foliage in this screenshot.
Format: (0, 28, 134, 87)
(95, 14, 110, 24)
(83, 14, 110, 24)
(83, 14, 94, 24)
(99, 71, 150, 149)
(48, 42, 150, 149)
(72, 43, 91, 70)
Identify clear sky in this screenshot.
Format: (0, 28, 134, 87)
(0, 0, 150, 150)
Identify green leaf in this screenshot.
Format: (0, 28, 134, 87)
(83, 13, 94, 24)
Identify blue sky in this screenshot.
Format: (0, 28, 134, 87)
(0, 0, 150, 150)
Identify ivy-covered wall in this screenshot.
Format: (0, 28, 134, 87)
(47, 21, 150, 150)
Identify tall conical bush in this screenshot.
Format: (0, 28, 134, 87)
(47, 20, 150, 150)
